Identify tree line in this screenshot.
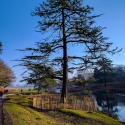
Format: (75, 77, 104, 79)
(72, 57, 125, 89)
(94, 63, 125, 85)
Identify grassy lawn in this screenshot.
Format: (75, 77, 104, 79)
(4, 104, 57, 125)
(3, 94, 122, 125)
(3, 95, 58, 125)
(60, 109, 121, 125)
(6, 88, 40, 94)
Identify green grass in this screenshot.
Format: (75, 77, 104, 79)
(60, 109, 122, 125)
(5, 94, 32, 106)
(3, 94, 122, 125)
(4, 103, 57, 125)
(4, 95, 57, 125)
(7, 88, 39, 94)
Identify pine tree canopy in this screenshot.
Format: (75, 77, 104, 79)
(17, 0, 121, 102)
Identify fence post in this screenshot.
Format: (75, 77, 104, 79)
(33, 97, 36, 108)
(48, 98, 49, 110)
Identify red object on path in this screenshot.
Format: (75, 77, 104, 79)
(0, 91, 3, 99)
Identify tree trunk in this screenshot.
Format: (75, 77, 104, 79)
(61, 2, 68, 103)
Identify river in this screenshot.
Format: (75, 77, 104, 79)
(93, 91, 125, 122)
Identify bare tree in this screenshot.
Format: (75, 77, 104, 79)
(0, 59, 16, 87)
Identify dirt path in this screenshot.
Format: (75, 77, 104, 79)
(0, 98, 3, 125)
(0, 94, 8, 125)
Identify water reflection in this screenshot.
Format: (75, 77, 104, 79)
(94, 91, 125, 121)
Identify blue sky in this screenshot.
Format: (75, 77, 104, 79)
(0, 0, 125, 86)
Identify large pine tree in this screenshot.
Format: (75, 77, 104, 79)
(18, 0, 121, 103)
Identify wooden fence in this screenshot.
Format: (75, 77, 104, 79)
(33, 94, 97, 111)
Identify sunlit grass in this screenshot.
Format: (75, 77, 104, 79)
(3, 95, 122, 125)
(60, 109, 122, 125)
(3, 94, 59, 125)
(7, 88, 39, 94)
(4, 103, 57, 125)
(5, 94, 32, 106)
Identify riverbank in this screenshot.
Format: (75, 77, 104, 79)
(90, 82, 125, 94)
